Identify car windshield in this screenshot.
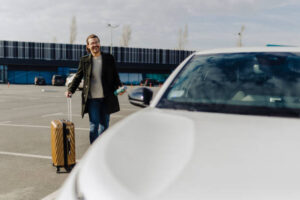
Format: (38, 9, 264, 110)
(157, 52, 300, 117)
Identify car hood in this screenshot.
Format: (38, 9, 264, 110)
(78, 108, 300, 200)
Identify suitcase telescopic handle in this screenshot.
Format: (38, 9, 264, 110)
(67, 138, 71, 155)
(67, 98, 72, 122)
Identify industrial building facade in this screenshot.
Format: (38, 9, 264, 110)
(0, 40, 194, 85)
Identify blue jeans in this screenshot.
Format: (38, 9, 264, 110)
(87, 98, 110, 144)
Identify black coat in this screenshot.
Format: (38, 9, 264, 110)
(68, 53, 122, 118)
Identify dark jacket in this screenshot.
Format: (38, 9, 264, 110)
(68, 53, 122, 118)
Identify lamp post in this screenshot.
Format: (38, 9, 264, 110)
(237, 25, 245, 47)
(107, 23, 119, 54)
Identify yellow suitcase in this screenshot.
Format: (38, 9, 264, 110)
(50, 99, 76, 173)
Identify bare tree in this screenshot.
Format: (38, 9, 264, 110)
(70, 16, 77, 44)
(183, 24, 188, 49)
(120, 25, 132, 47)
(177, 24, 188, 50)
(52, 36, 57, 43)
(178, 28, 183, 50)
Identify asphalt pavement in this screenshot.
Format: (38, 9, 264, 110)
(0, 84, 160, 200)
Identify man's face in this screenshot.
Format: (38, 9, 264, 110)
(87, 37, 101, 55)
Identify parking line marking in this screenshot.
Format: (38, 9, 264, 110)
(41, 191, 60, 200)
(42, 113, 81, 118)
(0, 123, 89, 131)
(120, 103, 132, 106)
(0, 151, 80, 163)
(0, 123, 49, 129)
(0, 151, 52, 160)
(41, 113, 63, 118)
(0, 121, 11, 124)
(12, 103, 58, 111)
(111, 114, 123, 118)
(120, 108, 140, 111)
(42, 113, 82, 118)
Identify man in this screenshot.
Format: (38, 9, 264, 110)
(65, 34, 122, 144)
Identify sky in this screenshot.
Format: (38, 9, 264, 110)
(1, 0, 300, 51)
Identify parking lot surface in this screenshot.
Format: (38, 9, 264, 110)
(0, 84, 159, 200)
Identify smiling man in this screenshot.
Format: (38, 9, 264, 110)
(65, 34, 122, 144)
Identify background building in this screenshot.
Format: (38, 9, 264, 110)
(0, 40, 194, 85)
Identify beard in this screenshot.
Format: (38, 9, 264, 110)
(90, 46, 100, 54)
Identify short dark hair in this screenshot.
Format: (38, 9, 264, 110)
(86, 34, 100, 53)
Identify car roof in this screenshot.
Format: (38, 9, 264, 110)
(194, 46, 300, 55)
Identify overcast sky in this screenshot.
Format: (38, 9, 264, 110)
(1, 0, 300, 50)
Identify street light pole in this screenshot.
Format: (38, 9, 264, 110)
(107, 23, 119, 54)
(237, 25, 245, 47)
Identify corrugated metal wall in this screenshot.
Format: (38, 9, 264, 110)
(0, 40, 194, 84)
(0, 40, 194, 64)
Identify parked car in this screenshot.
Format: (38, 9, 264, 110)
(65, 73, 83, 90)
(56, 47, 300, 199)
(52, 75, 66, 86)
(140, 78, 159, 86)
(34, 76, 46, 85)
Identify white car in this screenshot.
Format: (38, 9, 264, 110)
(65, 73, 83, 90)
(57, 47, 300, 200)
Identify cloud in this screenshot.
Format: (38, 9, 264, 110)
(0, 0, 300, 49)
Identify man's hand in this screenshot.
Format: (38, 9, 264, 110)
(118, 86, 127, 96)
(119, 90, 126, 96)
(65, 91, 72, 98)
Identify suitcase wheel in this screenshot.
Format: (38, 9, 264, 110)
(65, 163, 76, 173)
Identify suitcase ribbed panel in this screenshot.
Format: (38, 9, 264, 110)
(64, 121, 76, 165)
(51, 120, 76, 167)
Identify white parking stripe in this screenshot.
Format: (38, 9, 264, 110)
(0, 151, 80, 162)
(41, 190, 60, 200)
(42, 113, 82, 118)
(0, 123, 48, 129)
(0, 151, 52, 160)
(0, 123, 89, 131)
(120, 108, 140, 111)
(41, 112, 122, 119)
(12, 103, 56, 111)
(41, 113, 63, 118)
(111, 114, 123, 118)
(120, 103, 132, 106)
(0, 121, 11, 124)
